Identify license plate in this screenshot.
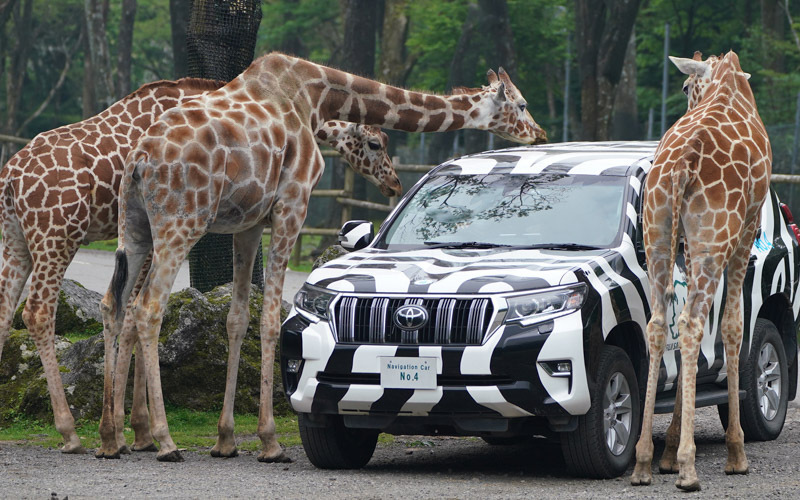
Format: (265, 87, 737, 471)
(379, 357, 437, 389)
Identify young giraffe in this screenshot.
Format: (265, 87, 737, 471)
(0, 78, 223, 454)
(631, 51, 771, 491)
(107, 119, 399, 455)
(97, 52, 546, 462)
(0, 73, 397, 453)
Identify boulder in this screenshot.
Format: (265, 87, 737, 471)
(0, 282, 290, 425)
(312, 244, 348, 270)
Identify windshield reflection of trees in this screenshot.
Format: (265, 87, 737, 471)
(400, 174, 567, 242)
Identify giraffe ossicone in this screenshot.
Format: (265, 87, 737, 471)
(631, 50, 771, 491)
(97, 52, 547, 463)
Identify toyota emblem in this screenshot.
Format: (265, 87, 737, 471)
(394, 304, 429, 331)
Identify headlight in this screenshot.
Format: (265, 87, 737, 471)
(294, 284, 335, 319)
(504, 284, 587, 325)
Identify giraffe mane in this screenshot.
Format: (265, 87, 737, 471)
(127, 78, 226, 100)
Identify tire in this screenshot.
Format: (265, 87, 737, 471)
(561, 345, 641, 479)
(298, 415, 378, 469)
(718, 318, 788, 441)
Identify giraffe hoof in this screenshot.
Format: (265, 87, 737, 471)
(630, 475, 651, 486)
(630, 465, 652, 486)
(156, 449, 184, 462)
(61, 444, 86, 455)
(94, 449, 121, 460)
(724, 464, 749, 475)
(257, 451, 292, 463)
(210, 447, 239, 458)
(658, 463, 679, 474)
(118, 445, 132, 455)
(132, 442, 158, 452)
(675, 477, 701, 492)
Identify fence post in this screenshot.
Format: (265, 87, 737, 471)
(341, 168, 355, 225)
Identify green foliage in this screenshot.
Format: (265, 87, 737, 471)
(405, 0, 468, 91)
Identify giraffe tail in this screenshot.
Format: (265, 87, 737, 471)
(664, 140, 699, 300)
(110, 248, 128, 322)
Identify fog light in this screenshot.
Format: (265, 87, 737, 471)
(556, 362, 571, 374)
(286, 359, 302, 373)
(540, 360, 572, 378)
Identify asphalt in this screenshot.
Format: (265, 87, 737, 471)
(7, 246, 310, 305)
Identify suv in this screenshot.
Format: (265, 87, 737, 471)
(280, 141, 800, 478)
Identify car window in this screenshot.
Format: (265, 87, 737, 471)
(380, 173, 628, 249)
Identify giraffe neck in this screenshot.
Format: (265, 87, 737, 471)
(246, 54, 497, 135)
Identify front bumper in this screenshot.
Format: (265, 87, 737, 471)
(280, 307, 590, 428)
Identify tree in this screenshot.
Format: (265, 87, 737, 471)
(170, 0, 190, 78)
(574, 0, 640, 141)
(116, 0, 137, 98)
(379, 0, 414, 86)
(83, 0, 114, 115)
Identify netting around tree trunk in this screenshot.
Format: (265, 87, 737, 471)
(185, 0, 264, 292)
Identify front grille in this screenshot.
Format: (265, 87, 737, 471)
(331, 296, 494, 345)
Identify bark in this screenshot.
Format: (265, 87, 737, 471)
(116, 0, 137, 98)
(3, 0, 33, 135)
(610, 27, 639, 140)
(0, 0, 17, 86)
(84, 0, 114, 113)
(477, 0, 517, 78)
(379, 0, 414, 86)
(761, 0, 785, 71)
(169, 0, 190, 78)
(339, 0, 377, 75)
(574, 0, 640, 141)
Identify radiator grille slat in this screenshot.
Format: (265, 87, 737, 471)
(333, 296, 493, 345)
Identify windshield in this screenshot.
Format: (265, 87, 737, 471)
(379, 173, 628, 249)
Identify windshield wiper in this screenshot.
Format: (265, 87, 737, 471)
(423, 241, 513, 249)
(506, 243, 604, 251)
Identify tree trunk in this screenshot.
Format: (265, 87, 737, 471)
(0, 0, 18, 89)
(477, 0, 517, 78)
(84, 0, 114, 113)
(379, 0, 412, 86)
(169, 0, 190, 78)
(116, 0, 137, 99)
(611, 27, 639, 140)
(3, 0, 33, 135)
(761, 0, 785, 72)
(574, 0, 639, 141)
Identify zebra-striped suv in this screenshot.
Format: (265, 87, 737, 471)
(280, 141, 800, 478)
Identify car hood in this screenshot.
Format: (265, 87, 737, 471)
(306, 247, 614, 295)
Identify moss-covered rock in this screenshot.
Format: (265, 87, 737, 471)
(12, 279, 103, 337)
(312, 244, 348, 270)
(0, 282, 291, 425)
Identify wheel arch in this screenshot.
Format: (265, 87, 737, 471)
(757, 293, 798, 401)
(604, 320, 648, 400)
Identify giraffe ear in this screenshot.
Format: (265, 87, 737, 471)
(669, 56, 710, 77)
(742, 72, 751, 80)
(692, 51, 703, 61)
(493, 82, 507, 103)
(486, 69, 498, 85)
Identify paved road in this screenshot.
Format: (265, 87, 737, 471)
(3, 402, 800, 499)
(9, 246, 310, 304)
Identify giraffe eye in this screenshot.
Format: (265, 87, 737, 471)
(518, 103, 527, 112)
(367, 141, 381, 151)
(682, 85, 689, 96)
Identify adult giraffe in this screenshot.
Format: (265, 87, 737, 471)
(96, 52, 546, 462)
(0, 73, 398, 453)
(631, 51, 771, 491)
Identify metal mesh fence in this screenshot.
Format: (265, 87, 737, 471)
(185, 0, 264, 292)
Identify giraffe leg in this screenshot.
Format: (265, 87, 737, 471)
(632, 257, 672, 485)
(97, 247, 151, 459)
(130, 340, 157, 452)
(131, 243, 197, 462)
(658, 377, 681, 473)
(256, 198, 309, 464)
(211, 225, 263, 458)
(0, 224, 32, 365)
(720, 222, 757, 475)
(23, 249, 84, 454)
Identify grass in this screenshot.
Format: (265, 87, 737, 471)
(0, 410, 394, 452)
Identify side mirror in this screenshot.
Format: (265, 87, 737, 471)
(339, 220, 374, 251)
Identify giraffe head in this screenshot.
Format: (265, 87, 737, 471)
(321, 121, 402, 198)
(454, 68, 547, 145)
(669, 51, 745, 110)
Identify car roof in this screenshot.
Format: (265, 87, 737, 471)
(432, 141, 658, 178)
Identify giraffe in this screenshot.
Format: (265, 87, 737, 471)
(0, 72, 397, 454)
(106, 119, 400, 455)
(96, 52, 546, 462)
(631, 50, 771, 491)
(0, 78, 223, 454)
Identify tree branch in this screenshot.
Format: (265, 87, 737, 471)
(780, 0, 800, 52)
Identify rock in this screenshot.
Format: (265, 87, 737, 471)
(12, 279, 103, 336)
(0, 282, 291, 425)
(312, 244, 348, 270)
